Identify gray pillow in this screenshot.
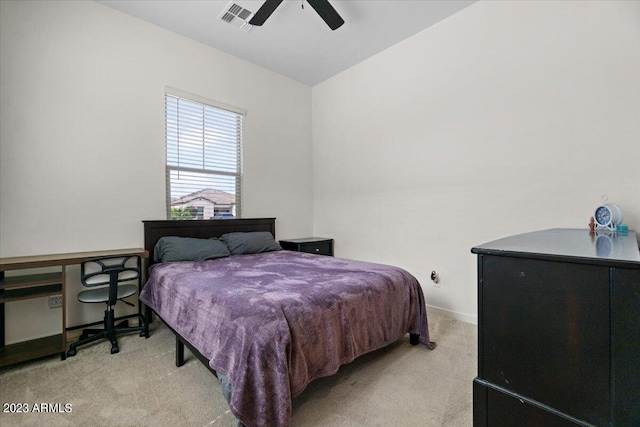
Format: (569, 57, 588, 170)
(154, 236, 230, 262)
(219, 231, 282, 255)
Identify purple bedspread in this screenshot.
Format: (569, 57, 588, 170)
(140, 250, 435, 427)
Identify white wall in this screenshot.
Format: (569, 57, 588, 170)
(312, 0, 640, 323)
(0, 0, 313, 343)
(2, 0, 638, 342)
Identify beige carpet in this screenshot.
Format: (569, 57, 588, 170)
(0, 311, 476, 427)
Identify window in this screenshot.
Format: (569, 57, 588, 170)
(165, 91, 243, 220)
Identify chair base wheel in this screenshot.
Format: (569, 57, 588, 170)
(67, 348, 77, 357)
(110, 346, 119, 354)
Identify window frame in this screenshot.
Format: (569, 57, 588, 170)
(164, 88, 245, 220)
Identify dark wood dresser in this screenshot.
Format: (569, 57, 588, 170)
(279, 237, 334, 256)
(471, 228, 640, 426)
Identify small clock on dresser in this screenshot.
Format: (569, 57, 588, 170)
(594, 203, 623, 231)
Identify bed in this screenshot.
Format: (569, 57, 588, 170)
(140, 218, 435, 427)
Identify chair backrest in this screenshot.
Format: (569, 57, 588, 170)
(81, 255, 141, 305)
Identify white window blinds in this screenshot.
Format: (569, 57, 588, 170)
(165, 93, 243, 220)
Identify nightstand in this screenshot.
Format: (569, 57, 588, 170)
(279, 237, 334, 256)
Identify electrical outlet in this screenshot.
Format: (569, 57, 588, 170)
(49, 295, 63, 309)
(431, 270, 440, 288)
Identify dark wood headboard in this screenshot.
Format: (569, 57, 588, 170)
(143, 218, 276, 267)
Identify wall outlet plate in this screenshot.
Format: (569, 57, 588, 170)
(48, 295, 63, 309)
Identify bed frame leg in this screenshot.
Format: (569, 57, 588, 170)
(176, 337, 185, 367)
(144, 305, 153, 325)
(410, 333, 419, 345)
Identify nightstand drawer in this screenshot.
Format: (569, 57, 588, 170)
(279, 238, 334, 256)
(298, 241, 332, 256)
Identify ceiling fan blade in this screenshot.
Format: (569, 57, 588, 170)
(249, 0, 284, 26)
(306, 0, 344, 30)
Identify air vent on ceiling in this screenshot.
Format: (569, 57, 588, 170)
(219, 2, 255, 33)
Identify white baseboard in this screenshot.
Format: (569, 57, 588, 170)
(427, 304, 477, 325)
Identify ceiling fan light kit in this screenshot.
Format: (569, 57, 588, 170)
(249, 0, 344, 30)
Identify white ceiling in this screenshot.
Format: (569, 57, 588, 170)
(98, 0, 476, 86)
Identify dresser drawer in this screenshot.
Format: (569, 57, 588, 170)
(280, 238, 334, 256)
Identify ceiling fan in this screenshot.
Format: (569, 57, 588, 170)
(249, 0, 345, 31)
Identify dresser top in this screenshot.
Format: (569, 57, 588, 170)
(472, 228, 640, 268)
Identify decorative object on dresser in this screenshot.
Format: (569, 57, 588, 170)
(471, 228, 640, 427)
(279, 237, 334, 256)
(594, 195, 624, 231)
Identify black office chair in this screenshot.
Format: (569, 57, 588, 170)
(67, 255, 149, 357)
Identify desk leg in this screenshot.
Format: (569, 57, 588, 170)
(0, 271, 4, 347)
(61, 266, 66, 360)
(0, 303, 4, 348)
